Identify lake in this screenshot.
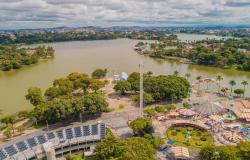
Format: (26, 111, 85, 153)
(0, 34, 249, 115)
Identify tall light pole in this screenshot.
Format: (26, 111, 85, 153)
(139, 61, 144, 117)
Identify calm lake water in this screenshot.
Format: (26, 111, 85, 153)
(0, 34, 249, 115)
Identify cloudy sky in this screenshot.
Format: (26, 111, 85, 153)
(0, 0, 250, 29)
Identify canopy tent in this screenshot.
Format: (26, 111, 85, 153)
(241, 127, 248, 133)
(247, 134, 250, 139)
(194, 101, 224, 115)
(168, 140, 175, 145)
(209, 115, 224, 122)
(179, 109, 196, 117)
(168, 111, 180, 117)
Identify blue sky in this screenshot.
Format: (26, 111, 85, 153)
(0, 0, 250, 29)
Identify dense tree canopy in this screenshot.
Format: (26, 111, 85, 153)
(94, 136, 156, 160)
(0, 45, 54, 71)
(137, 38, 250, 71)
(123, 72, 190, 103)
(199, 142, 250, 160)
(25, 87, 44, 106)
(26, 72, 109, 124)
(114, 81, 132, 95)
(129, 118, 153, 136)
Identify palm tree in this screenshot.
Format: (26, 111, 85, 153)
(229, 80, 236, 95)
(241, 80, 248, 98)
(221, 87, 229, 96)
(196, 76, 202, 90)
(216, 75, 223, 94)
(205, 79, 211, 90)
(173, 70, 179, 76)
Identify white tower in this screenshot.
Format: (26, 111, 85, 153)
(139, 61, 144, 117)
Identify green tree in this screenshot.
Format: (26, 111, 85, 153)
(129, 118, 153, 136)
(3, 128, 12, 139)
(241, 81, 248, 97)
(65, 153, 84, 160)
(234, 88, 245, 97)
(94, 136, 125, 160)
(173, 70, 179, 76)
(237, 142, 250, 160)
(92, 68, 108, 79)
(89, 79, 106, 92)
(127, 72, 140, 92)
(25, 87, 44, 106)
(83, 93, 108, 115)
(216, 75, 223, 94)
(0, 115, 16, 134)
(151, 136, 164, 149)
(132, 92, 155, 105)
(199, 145, 237, 160)
(114, 81, 131, 95)
(229, 80, 236, 94)
(17, 125, 25, 134)
(123, 137, 156, 160)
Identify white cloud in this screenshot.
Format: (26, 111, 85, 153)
(0, 0, 249, 29)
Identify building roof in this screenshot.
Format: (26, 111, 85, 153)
(232, 100, 250, 121)
(194, 101, 224, 115)
(171, 146, 190, 159)
(179, 109, 196, 116)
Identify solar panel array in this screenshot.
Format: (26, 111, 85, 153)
(65, 128, 73, 139)
(4, 146, 17, 157)
(16, 141, 28, 152)
(83, 125, 90, 136)
(91, 124, 98, 135)
(47, 132, 55, 140)
(27, 138, 37, 148)
(0, 150, 7, 159)
(0, 123, 105, 159)
(100, 123, 106, 139)
(74, 127, 82, 137)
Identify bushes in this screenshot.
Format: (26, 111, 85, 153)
(155, 106, 166, 112)
(171, 131, 177, 136)
(200, 137, 207, 141)
(118, 104, 125, 110)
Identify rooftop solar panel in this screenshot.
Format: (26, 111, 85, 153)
(100, 123, 106, 139)
(65, 128, 73, 139)
(83, 125, 90, 136)
(4, 145, 17, 157)
(47, 132, 55, 140)
(56, 130, 64, 139)
(27, 138, 37, 148)
(0, 149, 7, 159)
(36, 135, 47, 144)
(74, 127, 82, 137)
(91, 124, 98, 135)
(16, 141, 28, 152)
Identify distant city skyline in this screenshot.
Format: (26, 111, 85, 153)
(0, 0, 250, 29)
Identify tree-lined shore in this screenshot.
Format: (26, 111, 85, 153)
(0, 45, 55, 71)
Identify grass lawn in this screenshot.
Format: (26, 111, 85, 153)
(165, 127, 214, 151)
